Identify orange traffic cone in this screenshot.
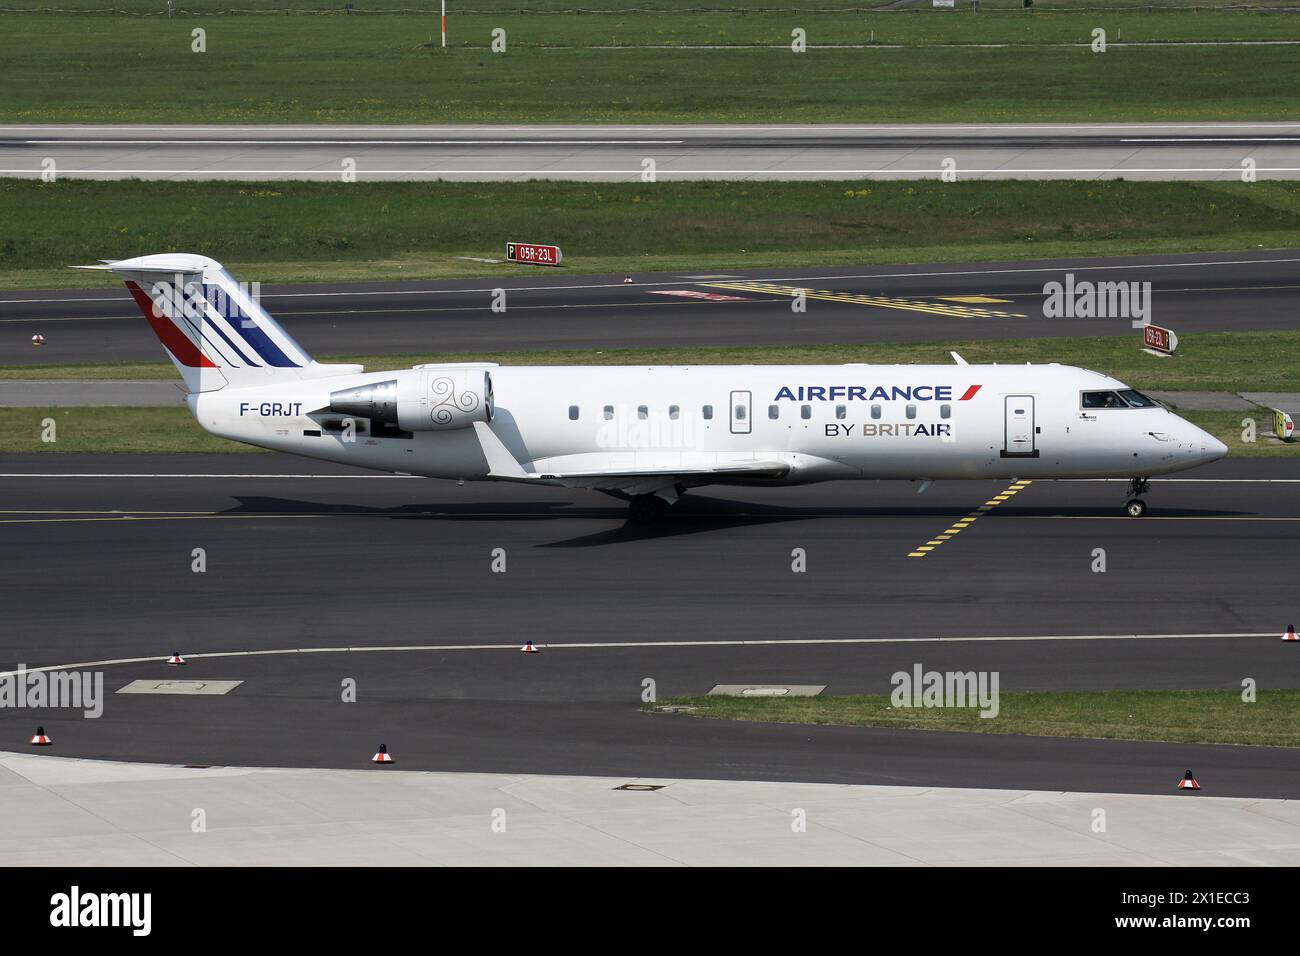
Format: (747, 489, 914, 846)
(1177, 769, 1200, 791)
(1283, 625, 1298, 643)
(29, 726, 51, 746)
(166, 652, 186, 665)
(520, 640, 540, 654)
(371, 744, 394, 764)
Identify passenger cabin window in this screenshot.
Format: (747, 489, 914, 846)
(871, 405, 882, 420)
(1081, 390, 1129, 409)
(835, 405, 847, 420)
(638, 405, 648, 420)
(669, 405, 680, 420)
(940, 404, 951, 419)
(603, 405, 614, 420)
(768, 405, 780, 420)
(702, 405, 714, 420)
(568, 405, 579, 421)
(906, 404, 917, 420)
(800, 405, 812, 420)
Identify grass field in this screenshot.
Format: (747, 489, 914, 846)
(1, 5, 1298, 124)
(0, 406, 259, 453)
(648, 688, 1300, 748)
(5, 179, 1300, 290)
(9, 1, 1292, 11)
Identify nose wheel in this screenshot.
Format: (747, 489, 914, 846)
(1124, 477, 1150, 518)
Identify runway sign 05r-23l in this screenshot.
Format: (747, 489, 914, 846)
(506, 242, 563, 266)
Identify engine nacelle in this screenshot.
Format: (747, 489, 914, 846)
(329, 367, 493, 432)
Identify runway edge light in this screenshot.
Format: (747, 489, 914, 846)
(167, 652, 187, 665)
(1283, 625, 1299, 643)
(521, 640, 541, 654)
(29, 726, 51, 746)
(1177, 770, 1200, 791)
(372, 744, 394, 764)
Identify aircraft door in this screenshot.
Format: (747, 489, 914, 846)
(730, 390, 751, 435)
(1002, 395, 1038, 458)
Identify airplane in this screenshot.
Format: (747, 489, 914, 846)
(81, 253, 1228, 521)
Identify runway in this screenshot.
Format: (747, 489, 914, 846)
(5, 249, 1300, 367)
(4, 123, 1300, 181)
(2, 453, 1297, 796)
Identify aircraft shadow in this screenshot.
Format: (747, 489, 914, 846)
(221, 495, 1252, 548)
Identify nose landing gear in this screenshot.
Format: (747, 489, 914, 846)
(1124, 477, 1150, 517)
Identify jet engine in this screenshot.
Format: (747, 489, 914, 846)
(329, 367, 493, 432)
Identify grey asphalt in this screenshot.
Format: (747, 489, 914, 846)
(2, 453, 1298, 796)
(1243, 392, 1300, 415)
(3, 123, 1299, 181)
(0, 380, 183, 406)
(5, 249, 1300, 367)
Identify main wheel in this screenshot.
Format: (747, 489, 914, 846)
(1125, 498, 1147, 518)
(628, 494, 669, 523)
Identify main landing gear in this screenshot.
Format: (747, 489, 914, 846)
(628, 494, 671, 523)
(1124, 477, 1150, 517)
(627, 485, 686, 523)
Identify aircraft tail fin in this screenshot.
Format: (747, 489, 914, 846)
(81, 254, 361, 394)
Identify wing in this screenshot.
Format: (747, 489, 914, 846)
(472, 422, 790, 496)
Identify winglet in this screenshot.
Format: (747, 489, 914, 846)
(950, 351, 968, 366)
(473, 422, 531, 479)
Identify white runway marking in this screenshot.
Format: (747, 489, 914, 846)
(1123, 137, 1300, 143)
(1, 474, 1294, 482)
(0, 631, 1277, 679)
(24, 139, 686, 146)
(0, 473, 418, 478)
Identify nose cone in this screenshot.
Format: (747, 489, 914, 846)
(1195, 428, 1228, 464)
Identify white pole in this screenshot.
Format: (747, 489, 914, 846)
(441, 0, 446, 48)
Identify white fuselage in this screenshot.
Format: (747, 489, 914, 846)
(190, 362, 1226, 487)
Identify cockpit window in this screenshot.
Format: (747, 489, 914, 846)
(1081, 390, 1128, 409)
(1117, 388, 1159, 408)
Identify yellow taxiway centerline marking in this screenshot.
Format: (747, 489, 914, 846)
(701, 281, 1026, 319)
(907, 479, 1031, 557)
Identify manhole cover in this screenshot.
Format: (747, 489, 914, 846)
(708, 684, 825, 698)
(116, 679, 243, 696)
